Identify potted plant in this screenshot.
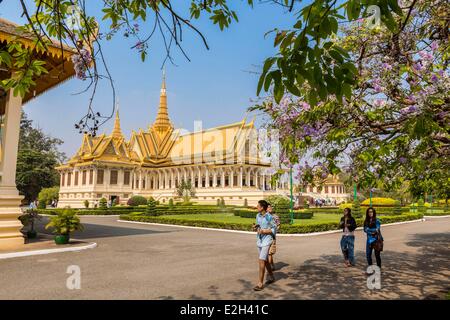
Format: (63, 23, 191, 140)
(18, 209, 42, 239)
(45, 209, 83, 244)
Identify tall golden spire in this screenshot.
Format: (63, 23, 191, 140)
(111, 102, 123, 138)
(153, 69, 172, 134)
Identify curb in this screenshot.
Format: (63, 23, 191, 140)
(424, 215, 450, 219)
(0, 240, 97, 260)
(117, 218, 426, 237)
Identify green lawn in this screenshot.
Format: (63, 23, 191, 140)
(155, 213, 343, 226)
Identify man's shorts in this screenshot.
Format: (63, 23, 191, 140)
(257, 245, 271, 261)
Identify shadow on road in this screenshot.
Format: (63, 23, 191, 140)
(200, 232, 450, 300)
(33, 217, 177, 240)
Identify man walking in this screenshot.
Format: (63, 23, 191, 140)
(253, 200, 276, 291)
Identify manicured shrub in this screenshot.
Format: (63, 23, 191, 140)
(361, 197, 396, 207)
(38, 199, 47, 209)
(244, 198, 248, 207)
(168, 198, 174, 209)
(119, 212, 423, 234)
(99, 198, 108, 210)
(83, 200, 89, 208)
(393, 200, 402, 215)
(352, 199, 362, 218)
(127, 195, 148, 206)
(220, 197, 225, 207)
(339, 202, 353, 210)
(146, 197, 158, 216)
(217, 199, 220, 207)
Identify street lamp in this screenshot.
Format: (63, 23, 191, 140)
(289, 167, 294, 225)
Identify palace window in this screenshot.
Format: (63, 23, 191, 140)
(202, 178, 206, 187)
(89, 170, 93, 184)
(97, 170, 104, 184)
(61, 173, 65, 187)
(325, 186, 329, 193)
(309, 186, 314, 193)
(82, 170, 87, 185)
(332, 186, 335, 193)
(124, 171, 130, 185)
(110, 170, 118, 185)
(74, 171, 79, 186)
(67, 172, 72, 186)
(142, 179, 146, 189)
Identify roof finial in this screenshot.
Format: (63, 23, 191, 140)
(112, 97, 122, 138)
(161, 67, 166, 94)
(152, 69, 172, 134)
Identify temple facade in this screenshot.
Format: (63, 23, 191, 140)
(56, 75, 289, 207)
(301, 175, 350, 205)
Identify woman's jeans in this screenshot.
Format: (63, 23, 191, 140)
(340, 235, 355, 265)
(366, 242, 381, 268)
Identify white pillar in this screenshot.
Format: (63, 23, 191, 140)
(0, 90, 24, 248)
(213, 170, 217, 187)
(239, 167, 243, 188)
(221, 170, 225, 188)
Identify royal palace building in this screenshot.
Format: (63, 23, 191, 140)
(56, 76, 290, 207)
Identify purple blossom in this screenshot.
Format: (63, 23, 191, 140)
(431, 41, 438, 51)
(382, 62, 392, 71)
(413, 62, 424, 72)
(300, 102, 310, 111)
(431, 74, 438, 82)
(399, 157, 407, 164)
(400, 105, 418, 115)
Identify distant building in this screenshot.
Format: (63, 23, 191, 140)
(300, 175, 350, 205)
(56, 75, 289, 207)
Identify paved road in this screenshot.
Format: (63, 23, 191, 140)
(0, 216, 449, 299)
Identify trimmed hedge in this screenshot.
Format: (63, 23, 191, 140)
(34, 207, 147, 216)
(234, 210, 314, 219)
(119, 212, 424, 234)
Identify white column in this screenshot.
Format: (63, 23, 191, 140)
(213, 170, 217, 187)
(239, 167, 243, 188)
(221, 170, 225, 188)
(205, 167, 209, 188)
(0, 90, 24, 247)
(255, 169, 259, 189)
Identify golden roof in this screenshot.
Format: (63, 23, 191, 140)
(0, 18, 77, 104)
(60, 75, 268, 169)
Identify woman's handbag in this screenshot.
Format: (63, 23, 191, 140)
(372, 230, 384, 252)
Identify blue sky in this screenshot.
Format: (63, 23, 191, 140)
(1, 1, 298, 156)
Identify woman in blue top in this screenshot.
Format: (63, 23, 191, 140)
(364, 207, 383, 268)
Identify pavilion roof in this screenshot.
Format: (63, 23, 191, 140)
(0, 18, 77, 103)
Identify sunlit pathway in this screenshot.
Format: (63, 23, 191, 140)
(0, 216, 449, 299)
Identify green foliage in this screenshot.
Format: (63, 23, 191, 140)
(220, 197, 225, 207)
(393, 201, 402, 215)
(127, 195, 148, 206)
(83, 200, 89, 208)
(15, 112, 65, 202)
(177, 180, 196, 203)
(146, 197, 158, 215)
(18, 209, 42, 232)
(217, 198, 220, 207)
(37, 186, 59, 207)
(99, 197, 108, 210)
(352, 199, 362, 218)
(168, 198, 174, 209)
(45, 209, 83, 235)
(120, 212, 423, 234)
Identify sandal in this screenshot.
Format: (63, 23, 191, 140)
(253, 285, 264, 291)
